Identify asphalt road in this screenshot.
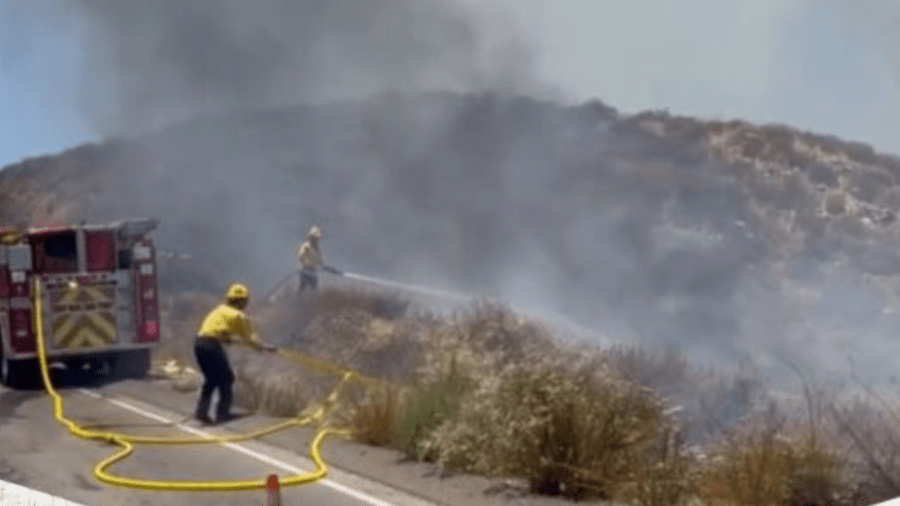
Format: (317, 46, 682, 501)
(0, 371, 575, 506)
(0, 375, 437, 506)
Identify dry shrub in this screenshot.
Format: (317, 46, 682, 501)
(232, 356, 325, 417)
(421, 355, 668, 501)
(829, 393, 900, 505)
(696, 407, 848, 506)
(420, 302, 560, 376)
(257, 286, 423, 381)
(392, 362, 473, 460)
(258, 286, 409, 342)
(622, 423, 696, 506)
(314, 286, 410, 321)
(603, 344, 692, 394)
(363, 303, 572, 460)
(603, 345, 764, 444)
(299, 310, 425, 382)
(343, 383, 402, 446)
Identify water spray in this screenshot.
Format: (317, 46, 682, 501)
(340, 271, 475, 303)
(342, 271, 604, 341)
(263, 268, 604, 342)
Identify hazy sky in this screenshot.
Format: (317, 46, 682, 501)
(1, 0, 898, 167)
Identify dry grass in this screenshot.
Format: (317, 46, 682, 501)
(694, 407, 848, 506)
(159, 285, 900, 505)
(342, 383, 402, 446)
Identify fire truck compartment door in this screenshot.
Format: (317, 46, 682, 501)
(8, 245, 32, 271)
(114, 270, 137, 339)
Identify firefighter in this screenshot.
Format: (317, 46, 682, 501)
(296, 225, 342, 293)
(194, 283, 276, 425)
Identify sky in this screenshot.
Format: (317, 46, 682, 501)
(1, 0, 899, 167)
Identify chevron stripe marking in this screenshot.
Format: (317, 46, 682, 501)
(67, 327, 107, 348)
(53, 312, 117, 348)
(52, 315, 77, 347)
(58, 286, 81, 305)
(86, 312, 117, 340)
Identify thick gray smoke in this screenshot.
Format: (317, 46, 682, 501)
(39, 1, 560, 302)
(60, 0, 544, 135)
(10, 0, 900, 392)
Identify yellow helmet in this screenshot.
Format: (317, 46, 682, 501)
(0, 228, 22, 246)
(307, 225, 322, 239)
(225, 283, 249, 301)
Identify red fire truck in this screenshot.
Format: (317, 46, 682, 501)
(0, 218, 161, 389)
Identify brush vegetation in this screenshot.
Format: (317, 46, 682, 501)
(154, 285, 900, 504)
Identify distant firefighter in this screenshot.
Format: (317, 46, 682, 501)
(296, 225, 342, 293)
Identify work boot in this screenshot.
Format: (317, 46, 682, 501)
(195, 411, 214, 425)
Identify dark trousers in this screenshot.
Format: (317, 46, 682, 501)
(299, 269, 318, 292)
(194, 337, 235, 419)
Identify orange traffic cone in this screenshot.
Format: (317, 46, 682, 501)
(265, 474, 282, 506)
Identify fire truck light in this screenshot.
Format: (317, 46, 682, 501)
(144, 321, 159, 338)
(68, 280, 78, 289)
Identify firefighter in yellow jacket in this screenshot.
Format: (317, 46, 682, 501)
(194, 283, 276, 425)
(296, 225, 342, 293)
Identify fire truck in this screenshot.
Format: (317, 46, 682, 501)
(0, 218, 161, 389)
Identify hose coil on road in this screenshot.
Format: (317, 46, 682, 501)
(32, 277, 386, 492)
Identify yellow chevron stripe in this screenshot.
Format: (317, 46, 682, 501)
(59, 286, 81, 304)
(56, 317, 79, 348)
(54, 282, 115, 305)
(68, 327, 107, 348)
(82, 286, 112, 303)
(53, 312, 116, 347)
(52, 315, 76, 348)
(59, 316, 84, 347)
(85, 312, 116, 340)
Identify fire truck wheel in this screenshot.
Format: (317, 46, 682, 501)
(1, 359, 42, 390)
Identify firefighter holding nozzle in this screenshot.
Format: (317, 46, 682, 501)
(194, 283, 277, 425)
(296, 224, 342, 293)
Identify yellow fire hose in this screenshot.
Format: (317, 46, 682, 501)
(31, 277, 384, 492)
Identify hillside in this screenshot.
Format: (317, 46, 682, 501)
(3, 91, 900, 384)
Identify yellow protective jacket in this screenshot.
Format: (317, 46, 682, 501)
(197, 303, 261, 348)
(297, 241, 323, 271)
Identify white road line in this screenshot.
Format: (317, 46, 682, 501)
(0, 479, 92, 506)
(77, 389, 436, 506)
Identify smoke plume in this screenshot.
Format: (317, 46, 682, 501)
(8, 0, 900, 391)
(59, 0, 544, 135)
